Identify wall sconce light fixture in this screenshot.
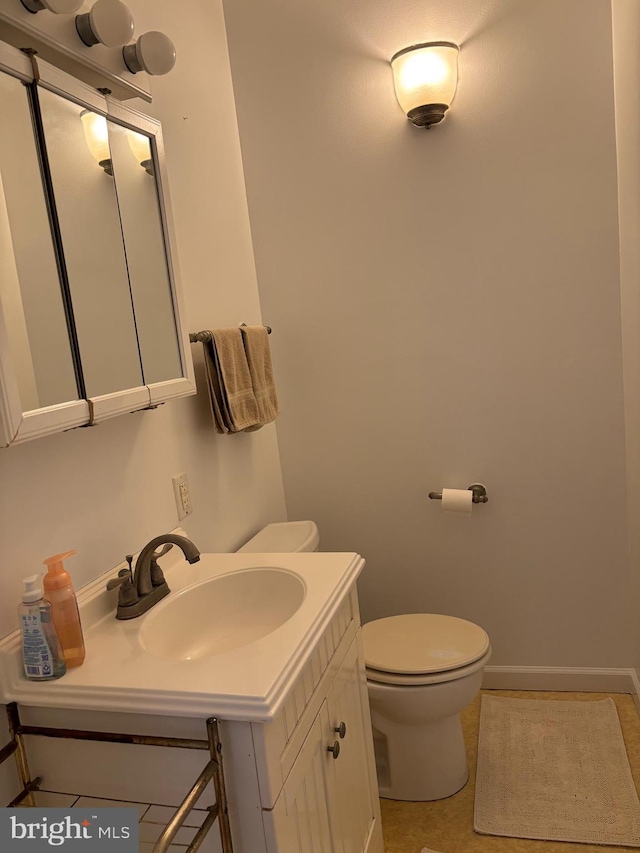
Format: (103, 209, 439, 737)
(127, 130, 154, 176)
(80, 110, 112, 175)
(391, 41, 459, 128)
(123, 31, 176, 76)
(76, 0, 134, 48)
(20, 0, 82, 13)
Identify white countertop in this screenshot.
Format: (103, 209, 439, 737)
(0, 546, 364, 721)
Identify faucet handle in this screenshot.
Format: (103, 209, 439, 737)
(106, 572, 128, 591)
(152, 544, 173, 560)
(107, 555, 139, 608)
(106, 556, 134, 591)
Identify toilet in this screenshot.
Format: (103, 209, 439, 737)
(238, 520, 491, 803)
(237, 519, 320, 553)
(364, 613, 490, 801)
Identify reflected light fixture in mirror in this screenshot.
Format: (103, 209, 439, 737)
(20, 0, 83, 13)
(76, 0, 134, 47)
(127, 131, 154, 176)
(80, 111, 113, 175)
(391, 41, 459, 128)
(123, 31, 176, 76)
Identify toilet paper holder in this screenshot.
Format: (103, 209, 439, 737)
(428, 483, 489, 504)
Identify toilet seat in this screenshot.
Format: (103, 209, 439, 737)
(366, 646, 492, 686)
(363, 614, 491, 686)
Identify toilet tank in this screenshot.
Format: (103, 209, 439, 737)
(237, 520, 320, 553)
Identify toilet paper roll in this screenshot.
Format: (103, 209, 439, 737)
(441, 488, 473, 515)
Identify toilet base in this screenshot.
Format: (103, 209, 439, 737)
(371, 711, 469, 801)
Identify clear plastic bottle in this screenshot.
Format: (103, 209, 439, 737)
(43, 550, 85, 668)
(18, 575, 66, 681)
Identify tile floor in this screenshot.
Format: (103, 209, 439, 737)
(18, 790, 210, 851)
(380, 689, 640, 853)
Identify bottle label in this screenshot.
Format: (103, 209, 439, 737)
(20, 613, 53, 678)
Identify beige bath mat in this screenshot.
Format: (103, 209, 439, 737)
(475, 695, 640, 846)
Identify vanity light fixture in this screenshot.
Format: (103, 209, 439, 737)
(80, 110, 113, 175)
(20, 0, 83, 13)
(391, 41, 459, 128)
(127, 130, 154, 176)
(123, 31, 176, 76)
(75, 0, 134, 48)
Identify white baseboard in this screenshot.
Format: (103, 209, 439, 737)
(483, 665, 638, 696)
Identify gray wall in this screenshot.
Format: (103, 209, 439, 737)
(224, 0, 631, 668)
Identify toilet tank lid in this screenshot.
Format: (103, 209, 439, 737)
(237, 520, 319, 553)
(362, 614, 490, 675)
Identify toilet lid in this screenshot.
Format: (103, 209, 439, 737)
(362, 614, 490, 675)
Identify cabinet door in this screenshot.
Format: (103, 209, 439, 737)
(0, 49, 89, 446)
(326, 639, 381, 853)
(264, 704, 337, 853)
(38, 85, 146, 402)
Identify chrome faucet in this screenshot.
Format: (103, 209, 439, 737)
(107, 533, 201, 620)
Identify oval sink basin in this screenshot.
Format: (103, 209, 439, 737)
(139, 567, 306, 661)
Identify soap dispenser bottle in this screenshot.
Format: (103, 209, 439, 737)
(18, 575, 66, 681)
(43, 550, 86, 668)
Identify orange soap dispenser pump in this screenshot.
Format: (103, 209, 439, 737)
(43, 550, 85, 668)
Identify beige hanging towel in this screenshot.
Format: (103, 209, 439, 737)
(201, 337, 229, 433)
(240, 325, 280, 429)
(202, 329, 261, 432)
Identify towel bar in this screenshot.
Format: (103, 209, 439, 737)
(189, 325, 271, 343)
(1, 703, 233, 852)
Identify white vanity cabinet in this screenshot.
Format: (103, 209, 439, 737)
(264, 640, 379, 852)
(225, 587, 384, 853)
(266, 707, 336, 851)
(325, 640, 380, 852)
(0, 553, 383, 852)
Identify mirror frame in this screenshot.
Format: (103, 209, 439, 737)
(0, 41, 195, 447)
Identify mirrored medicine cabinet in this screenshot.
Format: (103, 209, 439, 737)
(0, 40, 195, 447)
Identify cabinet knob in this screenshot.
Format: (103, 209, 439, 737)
(327, 741, 340, 760)
(334, 722, 347, 739)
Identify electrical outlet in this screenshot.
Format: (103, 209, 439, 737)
(172, 472, 192, 520)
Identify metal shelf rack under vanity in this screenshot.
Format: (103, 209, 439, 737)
(0, 702, 233, 853)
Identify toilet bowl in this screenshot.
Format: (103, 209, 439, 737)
(237, 521, 490, 803)
(364, 613, 490, 801)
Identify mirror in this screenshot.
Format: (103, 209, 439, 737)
(0, 39, 195, 446)
(107, 123, 183, 386)
(0, 68, 79, 411)
(38, 90, 144, 399)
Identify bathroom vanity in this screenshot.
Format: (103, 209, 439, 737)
(235, 588, 381, 852)
(0, 546, 384, 853)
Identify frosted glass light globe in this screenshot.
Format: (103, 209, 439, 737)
(127, 130, 154, 174)
(75, 0, 135, 48)
(391, 42, 459, 128)
(80, 110, 112, 174)
(123, 31, 176, 76)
